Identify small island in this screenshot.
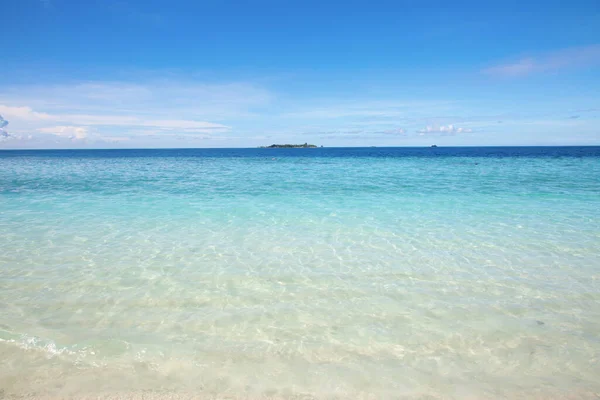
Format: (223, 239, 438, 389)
(259, 143, 319, 148)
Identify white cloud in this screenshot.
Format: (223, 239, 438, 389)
(0, 105, 54, 121)
(37, 126, 89, 140)
(0, 114, 16, 140)
(0, 104, 230, 137)
(0, 81, 272, 118)
(0, 80, 272, 147)
(484, 58, 536, 77)
(0, 115, 8, 129)
(483, 44, 600, 77)
(416, 124, 472, 134)
(58, 114, 229, 132)
(383, 128, 406, 135)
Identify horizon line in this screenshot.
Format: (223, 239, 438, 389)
(2, 144, 600, 151)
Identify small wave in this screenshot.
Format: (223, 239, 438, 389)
(0, 332, 96, 361)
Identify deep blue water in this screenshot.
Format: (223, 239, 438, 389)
(2, 145, 599, 159)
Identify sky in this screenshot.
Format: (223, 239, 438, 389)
(1, 0, 599, 148)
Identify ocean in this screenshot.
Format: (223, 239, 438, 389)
(1, 146, 599, 399)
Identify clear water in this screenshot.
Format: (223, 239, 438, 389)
(1, 147, 599, 399)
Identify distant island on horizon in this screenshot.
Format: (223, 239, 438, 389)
(259, 143, 320, 148)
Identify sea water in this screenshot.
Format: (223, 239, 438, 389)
(1, 147, 599, 399)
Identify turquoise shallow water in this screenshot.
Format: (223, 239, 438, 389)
(1, 147, 600, 399)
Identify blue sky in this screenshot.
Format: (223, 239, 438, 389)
(1, 0, 599, 148)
